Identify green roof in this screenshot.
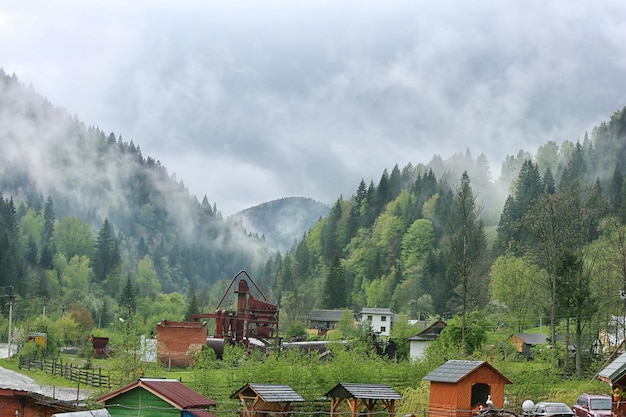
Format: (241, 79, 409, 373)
(598, 352, 626, 384)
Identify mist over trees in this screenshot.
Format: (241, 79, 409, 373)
(4, 69, 626, 377)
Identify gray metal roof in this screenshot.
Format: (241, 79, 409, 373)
(423, 360, 485, 383)
(598, 352, 626, 384)
(324, 383, 402, 400)
(407, 321, 447, 341)
(515, 333, 547, 345)
(361, 307, 393, 315)
(422, 360, 512, 385)
(308, 309, 347, 322)
(231, 384, 305, 403)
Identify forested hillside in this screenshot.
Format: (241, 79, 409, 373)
(232, 197, 331, 253)
(265, 107, 626, 376)
(4, 67, 626, 377)
(0, 70, 272, 328)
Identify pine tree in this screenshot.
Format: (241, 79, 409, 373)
(447, 172, 487, 355)
(92, 219, 120, 282)
(39, 196, 55, 269)
(120, 274, 136, 319)
(321, 253, 346, 309)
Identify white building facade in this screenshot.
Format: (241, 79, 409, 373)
(360, 307, 393, 337)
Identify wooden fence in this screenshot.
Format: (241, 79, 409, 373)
(19, 356, 111, 388)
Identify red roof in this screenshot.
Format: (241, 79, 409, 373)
(96, 378, 216, 409)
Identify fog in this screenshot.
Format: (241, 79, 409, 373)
(2, 0, 625, 215)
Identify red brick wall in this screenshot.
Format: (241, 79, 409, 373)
(156, 321, 207, 367)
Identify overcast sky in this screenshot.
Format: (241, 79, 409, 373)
(2, 0, 626, 216)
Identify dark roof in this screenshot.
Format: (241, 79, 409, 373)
(361, 308, 393, 315)
(422, 360, 512, 384)
(598, 352, 626, 384)
(515, 333, 547, 345)
(308, 309, 347, 322)
(230, 384, 305, 403)
(324, 383, 402, 400)
(96, 378, 216, 409)
(407, 321, 447, 341)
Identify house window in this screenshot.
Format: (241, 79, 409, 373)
(380, 326, 386, 333)
(381, 316, 387, 322)
(367, 315, 373, 321)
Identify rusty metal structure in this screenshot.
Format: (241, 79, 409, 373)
(192, 270, 279, 346)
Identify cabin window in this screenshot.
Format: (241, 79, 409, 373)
(380, 326, 386, 333)
(471, 383, 490, 407)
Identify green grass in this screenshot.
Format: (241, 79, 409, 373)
(0, 345, 615, 413)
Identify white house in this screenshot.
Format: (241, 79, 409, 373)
(407, 320, 447, 360)
(360, 307, 393, 337)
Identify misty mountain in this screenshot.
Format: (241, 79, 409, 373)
(265, 106, 626, 332)
(230, 197, 330, 253)
(0, 69, 271, 297)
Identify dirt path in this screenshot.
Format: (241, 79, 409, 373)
(0, 344, 93, 402)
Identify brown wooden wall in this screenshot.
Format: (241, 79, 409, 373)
(428, 366, 509, 417)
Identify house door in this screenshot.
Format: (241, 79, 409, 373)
(471, 383, 490, 406)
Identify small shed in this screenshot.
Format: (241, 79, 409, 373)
(324, 382, 402, 417)
(0, 388, 83, 417)
(407, 320, 447, 361)
(597, 351, 626, 416)
(510, 333, 547, 358)
(90, 336, 111, 358)
(422, 360, 512, 417)
(96, 378, 217, 417)
(230, 383, 305, 417)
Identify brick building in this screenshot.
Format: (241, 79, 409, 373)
(156, 320, 207, 367)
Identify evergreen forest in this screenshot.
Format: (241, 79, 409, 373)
(3, 69, 626, 380)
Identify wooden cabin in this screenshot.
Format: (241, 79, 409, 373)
(96, 378, 217, 417)
(0, 388, 83, 417)
(324, 382, 402, 417)
(422, 360, 513, 417)
(510, 333, 547, 359)
(230, 383, 304, 417)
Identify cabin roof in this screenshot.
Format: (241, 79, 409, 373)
(324, 383, 402, 400)
(96, 378, 216, 409)
(422, 360, 512, 384)
(230, 383, 305, 403)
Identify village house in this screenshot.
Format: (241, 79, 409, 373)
(360, 307, 393, 337)
(407, 320, 447, 360)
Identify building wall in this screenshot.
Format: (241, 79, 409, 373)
(0, 390, 77, 417)
(428, 366, 509, 417)
(156, 321, 207, 367)
(105, 390, 179, 417)
(361, 312, 392, 337)
(409, 341, 429, 361)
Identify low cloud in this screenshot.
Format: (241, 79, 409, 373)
(2, 0, 626, 215)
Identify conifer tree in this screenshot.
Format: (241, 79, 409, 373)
(92, 219, 120, 282)
(447, 172, 487, 355)
(321, 253, 346, 309)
